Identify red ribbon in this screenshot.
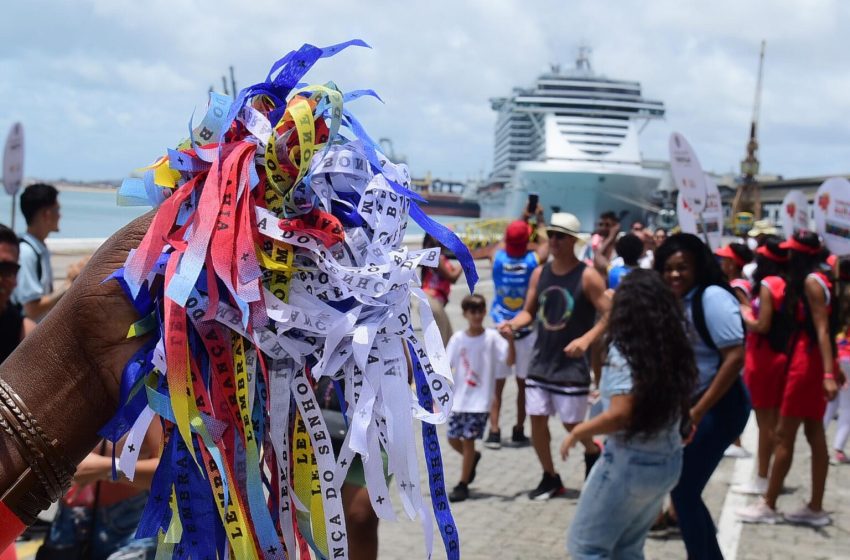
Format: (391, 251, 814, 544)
(278, 209, 344, 248)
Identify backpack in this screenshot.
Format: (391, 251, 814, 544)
(691, 284, 746, 364)
(19, 236, 44, 282)
(761, 276, 797, 354)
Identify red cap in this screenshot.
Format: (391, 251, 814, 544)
(505, 220, 531, 257)
(715, 245, 746, 268)
(756, 245, 789, 263)
(779, 237, 822, 255)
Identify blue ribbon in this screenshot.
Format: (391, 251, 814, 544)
(409, 343, 460, 560)
(136, 435, 176, 539)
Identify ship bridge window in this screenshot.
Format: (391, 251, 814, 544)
(562, 130, 627, 138)
(556, 119, 629, 129)
(569, 140, 622, 147)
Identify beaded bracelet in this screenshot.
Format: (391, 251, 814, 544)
(0, 379, 74, 525)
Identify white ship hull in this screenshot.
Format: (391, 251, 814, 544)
(479, 161, 667, 231)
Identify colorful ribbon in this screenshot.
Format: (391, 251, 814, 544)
(105, 40, 475, 560)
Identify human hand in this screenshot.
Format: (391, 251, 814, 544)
(560, 432, 578, 460)
(605, 222, 620, 242)
(498, 322, 514, 339)
(825, 377, 839, 401)
(564, 337, 589, 358)
(73, 452, 112, 486)
(66, 256, 91, 284)
(688, 406, 704, 434)
(534, 206, 545, 223)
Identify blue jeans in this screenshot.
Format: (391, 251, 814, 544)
(671, 379, 751, 560)
(46, 492, 156, 560)
(568, 431, 683, 559)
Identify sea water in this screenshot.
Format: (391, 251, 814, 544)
(0, 188, 474, 240)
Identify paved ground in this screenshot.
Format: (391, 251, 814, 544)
(16, 253, 850, 559)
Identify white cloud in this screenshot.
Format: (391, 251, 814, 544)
(1, 0, 849, 182)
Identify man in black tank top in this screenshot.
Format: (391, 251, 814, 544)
(500, 213, 610, 500)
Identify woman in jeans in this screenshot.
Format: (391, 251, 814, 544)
(562, 269, 697, 559)
(654, 234, 750, 560)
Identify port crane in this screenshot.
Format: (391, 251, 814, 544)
(731, 41, 766, 220)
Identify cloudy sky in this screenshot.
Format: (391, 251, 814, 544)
(2, 0, 849, 184)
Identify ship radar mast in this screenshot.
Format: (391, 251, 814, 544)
(576, 45, 593, 73)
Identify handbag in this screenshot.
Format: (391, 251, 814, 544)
(35, 443, 104, 560)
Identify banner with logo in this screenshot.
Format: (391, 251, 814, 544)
(814, 177, 850, 256)
(670, 132, 707, 216)
(781, 189, 810, 237)
(671, 132, 722, 249)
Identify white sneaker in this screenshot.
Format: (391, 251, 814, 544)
(732, 476, 768, 496)
(724, 444, 752, 459)
(737, 500, 781, 524)
(784, 505, 831, 527)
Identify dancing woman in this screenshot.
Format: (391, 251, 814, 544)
(562, 270, 696, 559)
(654, 233, 750, 560)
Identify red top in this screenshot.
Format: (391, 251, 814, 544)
(422, 255, 456, 305)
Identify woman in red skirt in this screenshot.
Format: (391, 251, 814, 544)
(734, 238, 788, 495)
(738, 231, 841, 526)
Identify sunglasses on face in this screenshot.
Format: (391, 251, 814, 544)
(548, 231, 570, 240)
(0, 261, 20, 277)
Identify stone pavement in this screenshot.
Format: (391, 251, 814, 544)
(378, 260, 850, 560)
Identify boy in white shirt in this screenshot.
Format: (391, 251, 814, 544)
(446, 294, 515, 502)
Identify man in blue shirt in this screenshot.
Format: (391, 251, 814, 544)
(485, 207, 548, 448)
(14, 183, 80, 321)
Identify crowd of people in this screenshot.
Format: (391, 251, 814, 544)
(3, 186, 850, 559)
(437, 206, 849, 559)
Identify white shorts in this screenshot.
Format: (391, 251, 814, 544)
(525, 382, 589, 424)
(496, 330, 538, 380)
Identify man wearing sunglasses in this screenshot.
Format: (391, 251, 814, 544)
(0, 224, 36, 363)
(499, 212, 610, 500)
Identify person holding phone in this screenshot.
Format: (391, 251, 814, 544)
(485, 197, 548, 448)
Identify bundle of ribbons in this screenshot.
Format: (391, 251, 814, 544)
(101, 40, 476, 559)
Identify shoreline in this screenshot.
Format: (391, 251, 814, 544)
(56, 184, 118, 194)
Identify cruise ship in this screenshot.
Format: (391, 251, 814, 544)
(478, 47, 669, 229)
